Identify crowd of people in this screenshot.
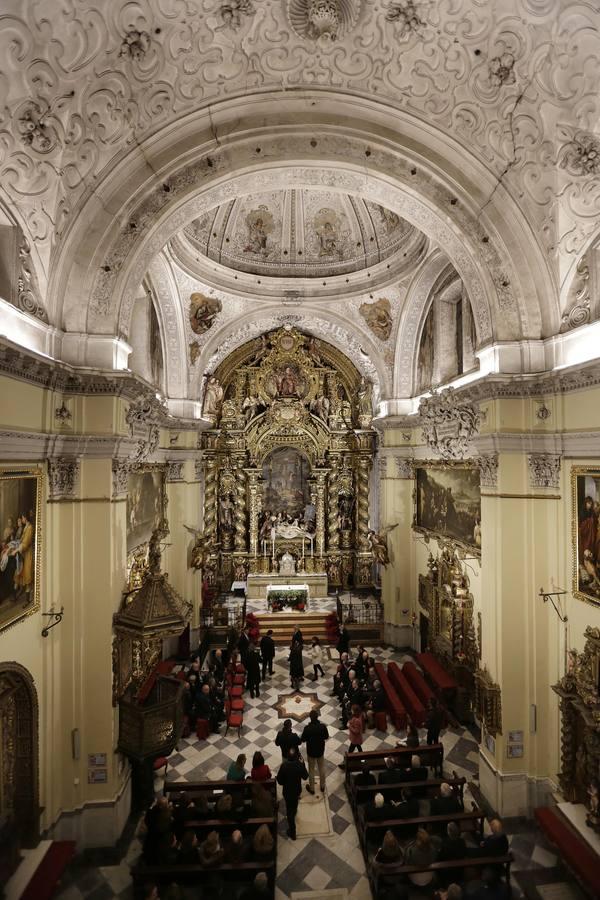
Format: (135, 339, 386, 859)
(139, 623, 511, 899)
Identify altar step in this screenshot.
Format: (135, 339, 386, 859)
(256, 612, 334, 645)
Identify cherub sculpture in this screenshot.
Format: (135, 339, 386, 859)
(184, 525, 219, 570)
(367, 523, 398, 567)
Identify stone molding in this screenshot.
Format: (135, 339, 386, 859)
(47, 457, 80, 499)
(419, 389, 480, 460)
(394, 456, 415, 479)
(476, 453, 499, 489)
(165, 460, 185, 483)
(111, 459, 130, 498)
(527, 453, 562, 490)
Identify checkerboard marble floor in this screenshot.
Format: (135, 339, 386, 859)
(55, 644, 581, 900)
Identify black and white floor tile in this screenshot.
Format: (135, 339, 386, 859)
(55, 644, 581, 900)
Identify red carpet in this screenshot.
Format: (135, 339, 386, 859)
(534, 806, 600, 897)
(20, 841, 76, 900)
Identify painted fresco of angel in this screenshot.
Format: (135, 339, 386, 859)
(367, 523, 398, 567)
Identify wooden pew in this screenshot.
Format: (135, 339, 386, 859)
(402, 660, 436, 708)
(374, 662, 406, 729)
(370, 853, 513, 899)
(349, 773, 466, 811)
(416, 651, 458, 700)
(164, 777, 277, 801)
(343, 744, 444, 788)
(359, 807, 487, 859)
(131, 858, 276, 900)
(387, 661, 426, 726)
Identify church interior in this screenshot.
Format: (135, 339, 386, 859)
(1, 1, 600, 898)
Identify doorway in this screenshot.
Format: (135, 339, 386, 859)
(420, 613, 429, 652)
(0, 664, 39, 847)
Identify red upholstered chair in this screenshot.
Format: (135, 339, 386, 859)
(229, 696, 244, 711)
(225, 699, 243, 738)
(228, 684, 243, 699)
(153, 756, 168, 777)
(375, 711, 387, 731)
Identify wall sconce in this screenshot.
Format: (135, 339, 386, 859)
(41, 605, 64, 637)
(539, 586, 568, 623)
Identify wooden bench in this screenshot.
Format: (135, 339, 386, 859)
(370, 853, 513, 898)
(359, 807, 487, 860)
(131, 858, 276, 900)
(402, 660, 436, 709)
(344, 744, 445, 787)
(374, 662, 406, 729)
(164, 777, 277, 801)
(350, 773, 466, 810)
(387, 661, 426, 726)
(416, 651, 458, 699)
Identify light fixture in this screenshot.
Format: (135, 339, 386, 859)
(41, 605, 64, 637)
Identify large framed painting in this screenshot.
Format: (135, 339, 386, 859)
(0, 469, 42, 633)
(126, 467, 166, 553)
(415, 463, 481, 554)
(572, 467, 600, 607)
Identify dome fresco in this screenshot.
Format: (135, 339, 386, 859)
(180, 189, 420, 279)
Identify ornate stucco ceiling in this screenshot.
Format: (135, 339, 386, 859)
(175, 190, 420, 279)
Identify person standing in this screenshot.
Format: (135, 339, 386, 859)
(237, 626, 250, 666)
(310, 636, 325, 680)
(300, 709, 329, 794)
(291, 624, 304, 647)
(275, 719, 301, 760)
(277, 747, 308, 840)
(348, 704, 365, 753)
(246, 643, 262, 699)
(336, 624, 350, 658)
(425, 697, 444, 745)
(289, 639, 304, 690)
(260, 629, 276, 679)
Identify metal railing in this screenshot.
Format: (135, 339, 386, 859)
(337, 592, 383, 625)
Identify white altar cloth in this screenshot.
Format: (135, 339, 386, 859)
(267, 583, 309, 595)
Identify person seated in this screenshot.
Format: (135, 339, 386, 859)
(191, 792, 211, 820)
(437, 821, 467, 884)
(374, 829, 403, 866)
(143, 797, 173, 860)
(251, 751, 272, 782)
(177, 829, 200, 865)
(353, 767, 376, 787)
(430, 782, 462, 816)
(172, 794, 196, 838)
(239, 872, 271, 900)
(157, 831, 179, 865)
(182, 681, 197, 728)
(188, 658, 202, 681)
(142, 885, 160, 900)
(198, 830, 225, 867)
(378, 756, 403, 786)
(250, 781, 274, 817)
(403, 828, 438, 887)
(227, 753, 247, 782)
(225, 828, 248, 865)
(404, 754, 428, 782)
(437, 885, 463, 900)
(197, 683, 219, 732)
(469, 866, 511, 899)
(252, 823, 275, 859)
(215, 792, 236, 819)
(403, 717, 420, 748)
(392, 787, 419, 819)
(363, 791, 396, 822)
(470, 818, 509, 858)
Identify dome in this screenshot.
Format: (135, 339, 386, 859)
(177, 189, 421, 280)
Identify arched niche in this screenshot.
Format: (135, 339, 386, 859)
(0, 662, 40, 849)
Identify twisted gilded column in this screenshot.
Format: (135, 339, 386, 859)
(356, 453, 373, 585)
(232, 452, 248, 552)
(246, 468, 262, 560)
(203, 454, 218, 543)
(327, 454, 341, 551)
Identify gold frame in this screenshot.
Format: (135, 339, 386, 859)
(571, 465, 600, 608)
(126, 463, 168, 555)
(0, 467, 42, 634)
(413, 459, 482, 558)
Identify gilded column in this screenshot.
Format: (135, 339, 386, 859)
(203, 453, 218, 543)
(327, 454, 341, 551)
(314, 469, 329, 562)
(232, 452, 248, 553)
(356, 453, 373, 585)
(246, 468, 262, 564)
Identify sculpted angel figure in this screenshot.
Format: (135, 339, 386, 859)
(183, 525, 219, 571)
(367, 523, 398, 567)
(202, 374, 224, 421)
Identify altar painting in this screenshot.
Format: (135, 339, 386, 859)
(262, 449, 310, 521)
(415, 465, 481, 552)
(0, 470, 41, 633)
(127, 469, 165, 553)
(573, 468, 600, 607)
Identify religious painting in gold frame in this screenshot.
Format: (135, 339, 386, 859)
(414, 461, 481, 555)
(572, 466, 600, 608)
(126, 466, 166, 554)
(0, 468, 42, 633)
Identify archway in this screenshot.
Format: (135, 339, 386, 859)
(0, 663, 39, 849)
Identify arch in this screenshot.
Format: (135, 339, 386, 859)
(0, 662, 39, 847)
(49, 92, 555, 354)
(145, 254, 188, 399)
(394, 251, 453, 398)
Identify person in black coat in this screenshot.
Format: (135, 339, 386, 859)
(430, 783, 462, 816)
(438, 821, 467, 886)
(471, 818, 509, 859)
(275, 719, 301, 760)
(276, 748, 308, 839)
(425, 697, 444, 745)
(246, 644, 262, 698)
(363, 792, 396, 822)
(300, 710, 330, 794)
(237, 627, 250, 666)
(196, 683, 219, 732)
(289, 640, 304, 690)
(260, 629, 276, 678)
(336, 625, 350, 657)
(291, 625, 304, 647)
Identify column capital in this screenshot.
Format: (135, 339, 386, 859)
(47, 457, 80, 500)
(527, 452, 562, 490)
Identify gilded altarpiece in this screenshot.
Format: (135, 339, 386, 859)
(200, 328, 377, 591)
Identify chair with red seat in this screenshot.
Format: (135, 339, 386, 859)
(229, 696, 244, 712)
(228, 682, 243, 699)
(225, 698, 243, 738)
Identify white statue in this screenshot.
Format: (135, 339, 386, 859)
(279, 552, 296, 575)
(202, 375, 224, 421)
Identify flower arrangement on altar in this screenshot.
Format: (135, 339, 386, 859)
(267, 589, 307, 611)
